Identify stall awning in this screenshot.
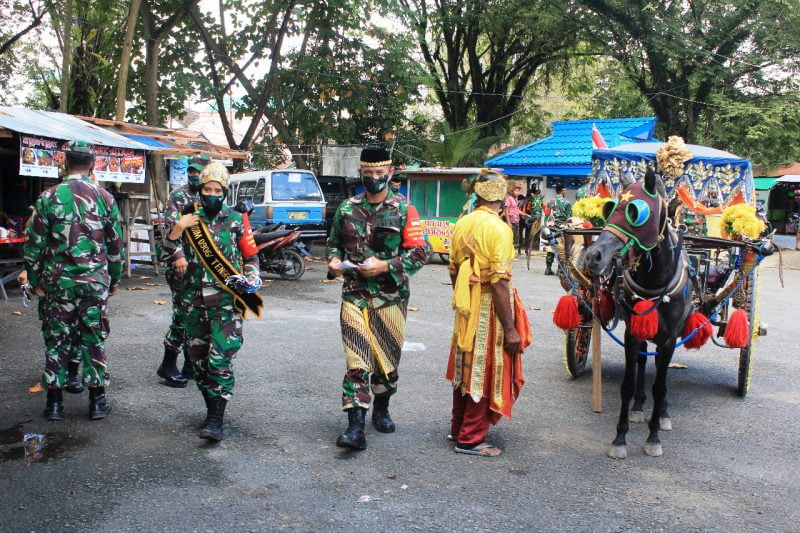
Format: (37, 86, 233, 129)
(0, 106, 151, 150)
(754, 177, 778, 190)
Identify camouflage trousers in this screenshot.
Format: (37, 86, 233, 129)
(342, 368, 398, 411)
(37, 299, 80, 365)
(41, 283, 110, 389)
(163, 268, 195, 353)
(185, 295, 243, 401)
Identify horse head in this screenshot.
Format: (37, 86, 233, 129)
(585, 168, 666, 277)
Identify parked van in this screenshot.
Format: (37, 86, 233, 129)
(228, 170, 327, 239)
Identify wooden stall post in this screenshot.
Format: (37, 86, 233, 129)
(592, 318, 602, 413)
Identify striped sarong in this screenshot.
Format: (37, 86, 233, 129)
(340, 301, 406, 377)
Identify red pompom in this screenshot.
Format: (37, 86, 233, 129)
(724, 309, 750, 348)
(599, 290, 615, 325)
(630, 299, 658, 341)
(681, 312, 712, 350)
(553, 295, 580, 330)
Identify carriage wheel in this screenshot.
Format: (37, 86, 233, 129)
(565, 325, 592, 378)
(737, 269, 759, 398)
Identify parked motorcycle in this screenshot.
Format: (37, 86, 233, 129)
(235, 200, 306, 280)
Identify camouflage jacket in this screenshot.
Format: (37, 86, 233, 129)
(160, 184, 200, 263)
(161, 204, 259, 305)
(326, 190, 427, 309)
(24, 174, 124, 290)
(547, 194, 572, 225)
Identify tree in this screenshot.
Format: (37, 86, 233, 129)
(421, 123, 498, 167)
(579, 0, 800, 142)
(0, 0, 48, 58)
(398, 0, 580, 139)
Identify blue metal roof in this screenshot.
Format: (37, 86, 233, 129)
(123, 134, 175, 149)
(0, 106, 152, 150)
(485, 117, 657, 176)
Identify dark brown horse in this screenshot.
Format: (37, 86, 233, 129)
(585, 169, 692, 458)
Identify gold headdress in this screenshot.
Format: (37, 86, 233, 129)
(473, 168, 507, 202)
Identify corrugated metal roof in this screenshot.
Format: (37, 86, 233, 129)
(123, 134, 175, 149)
(485, 117, 657, 175)
(0, 106, 152, 150)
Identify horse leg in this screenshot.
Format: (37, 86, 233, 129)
(607, 336, 640, 459)
(630, 353, 647, 423)
(659, 397, 672, 431)
(644, 340, 675, 457)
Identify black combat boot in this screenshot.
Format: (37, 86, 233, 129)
(44, 388, 64, 421)
(181, 347, 194, 380)
(88, 387, 112, 420)
(199, 396, 227, 442)
(157, 347, 188, 387)
(336, 408, 367, 450)
(64, 360, 84, 394)
(544, 253, 555, 276)
(372, 395, 396, 433)
(198, 389, 212, 428)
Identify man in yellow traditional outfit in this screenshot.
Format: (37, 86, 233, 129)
(447, 169, 531, 457)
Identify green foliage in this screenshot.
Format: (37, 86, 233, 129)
(421, 123, 499, 167)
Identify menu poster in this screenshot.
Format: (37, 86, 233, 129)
(19, 135, 146, 184)
(93, 146, 146, 184)
(19, 136, 62, 178)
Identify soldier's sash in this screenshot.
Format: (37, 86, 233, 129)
(185, 220, 263, 319)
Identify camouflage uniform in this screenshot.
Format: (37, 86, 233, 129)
(23, 174, 124, 389)
(545, 194, 572, 271)
(160, 185, 200, 354)
(325, 190, 427, 410)
(161, 204, 258, 401)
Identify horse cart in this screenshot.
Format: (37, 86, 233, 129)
(549, 140, 775, 410)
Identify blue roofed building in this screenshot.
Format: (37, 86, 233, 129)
(484, 117, 658, 199)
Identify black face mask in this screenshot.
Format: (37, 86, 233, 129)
(200, 194, 225, 218)
(187, 173, 201, 192)
(361, 173, 390, 194)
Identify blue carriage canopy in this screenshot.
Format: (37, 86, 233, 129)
(590, 142, 754, 205)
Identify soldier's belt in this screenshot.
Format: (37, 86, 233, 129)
(185, 220, 263, 319)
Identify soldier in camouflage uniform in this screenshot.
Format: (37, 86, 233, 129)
(23, 141, 124, 421)
(326, 147, 427, 451)
(161, 162, 260, 442)
(156, 161, 203, 387)
(544, 183, 572, 275)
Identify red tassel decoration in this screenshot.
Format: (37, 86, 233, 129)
(630, 299, 658, 341)
(553, 295, 580, 330)
(599, 290, 616, 325)
(681, 312, 712, 350)
(724, 309, 750, 348)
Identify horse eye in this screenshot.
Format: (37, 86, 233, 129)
(626, 199, 651, 227)
(602, 199, 618, 221)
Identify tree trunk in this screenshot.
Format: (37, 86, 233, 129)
(145, 39, 161, 126)
(115, 0, 143, 121)
(59, 0, 73, 112)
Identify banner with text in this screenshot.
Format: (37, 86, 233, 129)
(19, 135, 146, 183)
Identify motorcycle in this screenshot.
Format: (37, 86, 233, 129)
(236, 200, 306, 280)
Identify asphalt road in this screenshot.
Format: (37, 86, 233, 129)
(1, 248, 798, 532)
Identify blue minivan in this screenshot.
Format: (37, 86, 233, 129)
(228, 169, 327, 239)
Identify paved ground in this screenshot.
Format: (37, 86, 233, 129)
(1, 247, 798, 531)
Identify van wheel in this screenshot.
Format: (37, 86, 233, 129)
(279, 250, 306, 280)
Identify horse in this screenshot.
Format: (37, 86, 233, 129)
(584, 168, 693, 458)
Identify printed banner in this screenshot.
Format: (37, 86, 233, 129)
(19, 135, 146, 183)
(169, 158, 189, 189)
(420, 217, 456, 255)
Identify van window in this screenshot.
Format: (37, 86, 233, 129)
(271, 172, 322, 201)
(253, 178, 265, 204)
(236, 180, 258, 202)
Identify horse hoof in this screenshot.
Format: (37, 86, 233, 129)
(630, 410, 645, 423)
(643, 442, 663, 457)
(607, 445, 627, 459)
(659, 417, 673, 431)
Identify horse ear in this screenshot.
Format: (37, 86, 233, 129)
(644, 168, 657, 195)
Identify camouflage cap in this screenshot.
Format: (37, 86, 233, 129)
(200, 161, 229, 188)
(65, 140, 95, 154)
(188, 162, 203, 172)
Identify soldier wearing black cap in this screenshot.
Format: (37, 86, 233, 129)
(325, 146, 427, 451)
